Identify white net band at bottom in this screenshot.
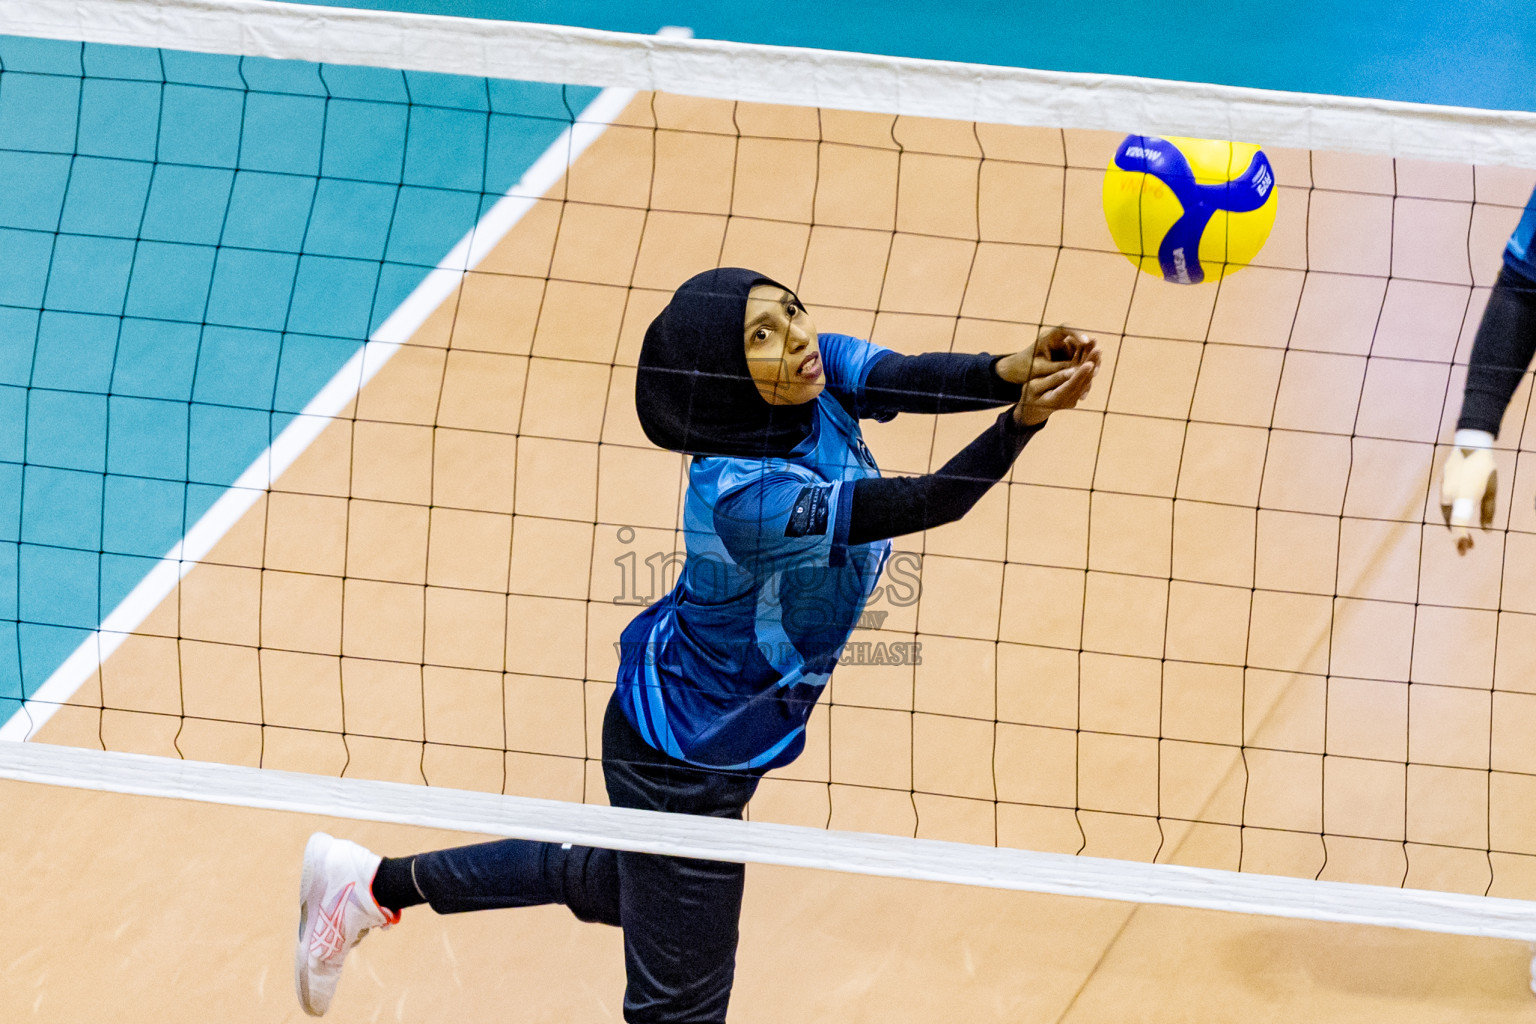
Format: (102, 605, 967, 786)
(5, 738, 1534, 943)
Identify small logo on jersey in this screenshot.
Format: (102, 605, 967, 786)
(785, 485, 832, 538)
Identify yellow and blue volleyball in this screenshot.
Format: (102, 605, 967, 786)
(1102, 135, 1278, 285)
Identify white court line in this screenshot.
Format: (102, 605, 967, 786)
(3, 740, 1536, 943)
(0, 69, 661, 742)
(4, 0, 1536, 167)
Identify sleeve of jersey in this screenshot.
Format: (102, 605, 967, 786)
(819, 332, 894, 401)
(712, 472, 851, 574)
(1501, 186, 1536, 281)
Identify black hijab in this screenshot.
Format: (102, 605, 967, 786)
(635, 267, 817, 458)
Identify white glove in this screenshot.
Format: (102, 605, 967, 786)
(1440, 430, 1496, 554)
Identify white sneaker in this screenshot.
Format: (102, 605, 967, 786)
(294, 832, 399, 1016)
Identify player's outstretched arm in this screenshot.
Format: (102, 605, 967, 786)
(855, 327, 1100, 418)
(846, 333, 1098, 545)
(1441, 267, 1536, 553)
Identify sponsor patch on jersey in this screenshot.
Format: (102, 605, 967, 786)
(784, 484, 832, 538)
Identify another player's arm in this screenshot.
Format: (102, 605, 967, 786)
(1441, 269, 1536, 553)
(846, 341, 1097, 544)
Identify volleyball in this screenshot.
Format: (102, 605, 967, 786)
(1102, 134, 1278, 284)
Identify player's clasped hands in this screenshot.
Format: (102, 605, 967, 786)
(996, 326, 1102, 427)
(1440, 445, 1498, 555)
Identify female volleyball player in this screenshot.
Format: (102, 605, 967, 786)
(293, 267, 1099, 1020)
(1442, 184, 1536, 552)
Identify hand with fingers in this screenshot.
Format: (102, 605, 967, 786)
(1440, 437, 1497, 555)
(997, 326, 1102, 427)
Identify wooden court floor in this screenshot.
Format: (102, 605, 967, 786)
(11, 92, 1536, 1018)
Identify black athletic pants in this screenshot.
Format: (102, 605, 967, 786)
(408, 696, 761, 1024)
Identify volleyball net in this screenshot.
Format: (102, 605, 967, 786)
(6, 0, 1536, 946)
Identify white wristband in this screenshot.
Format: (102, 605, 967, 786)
(1453, 429, 1494, 451)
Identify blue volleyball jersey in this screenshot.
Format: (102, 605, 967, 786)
(615, 333, 896, 771)
(1503, 185, 1536, 285)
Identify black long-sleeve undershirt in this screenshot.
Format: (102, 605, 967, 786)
(1458, 269, 1536, 436)
(847, 408, 1042, 545)
(858, 350, 1022, 418)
